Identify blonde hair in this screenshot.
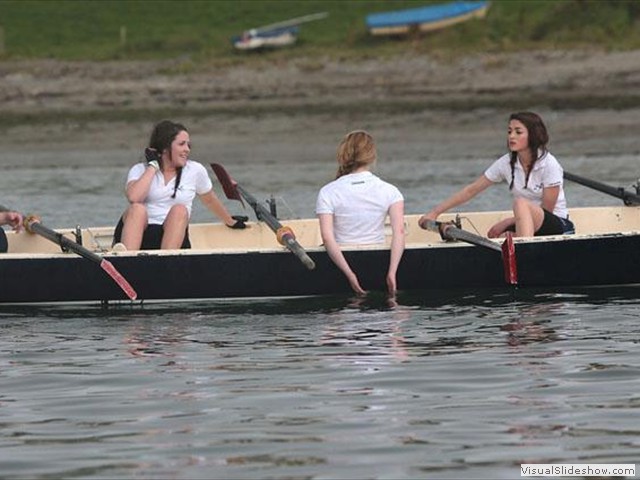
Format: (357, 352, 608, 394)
(335, 130, 376, 178)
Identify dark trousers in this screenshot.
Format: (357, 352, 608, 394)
(0, 229, 7, 253)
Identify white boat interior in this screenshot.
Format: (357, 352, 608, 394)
(5, 206, 640, 257)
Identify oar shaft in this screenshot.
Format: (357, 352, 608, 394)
(29, 221, 103, 264)
(423, 220, 501, 252)
(424, 219, 517, 285)
(564, 171, 640, 205)
(444, 226, 502, 252)
(27, 218, 137, 300)
(236, 185, 316, 270)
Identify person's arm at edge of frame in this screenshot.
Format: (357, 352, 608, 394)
(386, 200, 405, 297)
(0, 210, 23, 232)
(318, 213, 366, 295)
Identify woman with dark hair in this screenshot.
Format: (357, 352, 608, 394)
(316, 130, 405, 296)
(114, 120, 245, 250)
(419, 112, 574, 237)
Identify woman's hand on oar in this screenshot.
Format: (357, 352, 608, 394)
(24, 215, 138, 300)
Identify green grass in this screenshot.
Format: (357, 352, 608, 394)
(1, 0, 640, 62)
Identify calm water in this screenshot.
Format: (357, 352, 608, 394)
(1, 150, 639, 479)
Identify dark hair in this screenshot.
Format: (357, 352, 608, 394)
(507, 112, 549, 190)
(149, 120, 188, 198)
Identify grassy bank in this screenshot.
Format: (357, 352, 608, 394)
(2, 0, 640, 62)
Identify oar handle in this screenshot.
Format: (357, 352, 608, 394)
(281, 233, 316, 270)
(26, 216, 103, 264)
(424, 219, 502, 252)
(421, 219, 441, 234)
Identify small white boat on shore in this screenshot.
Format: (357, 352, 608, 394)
(232, 12, 328, 51)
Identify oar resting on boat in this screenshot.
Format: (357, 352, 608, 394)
(564, 171, 640, 206)
(423, 219, 518, 286)
(24, 215, 138, 300)
(210, 163, 316, 270)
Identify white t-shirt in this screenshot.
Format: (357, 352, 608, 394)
(126, 160, 213, 225)
(316, 171, 404, 244)
(484, 152, 568, 218)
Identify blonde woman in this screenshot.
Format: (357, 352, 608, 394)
(316, 131, 405, 296)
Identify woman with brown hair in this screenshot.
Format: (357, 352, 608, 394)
(419, 111, 574, 237)
(316, 130, 405, 296)
(113, 120, 245, 250)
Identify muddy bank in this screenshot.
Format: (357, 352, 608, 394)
(1, 49, 639, 168)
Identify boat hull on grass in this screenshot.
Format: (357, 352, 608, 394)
(366, 0, 490, 36)
(232, 27, 298, 51)
(2, 208, 639, 304)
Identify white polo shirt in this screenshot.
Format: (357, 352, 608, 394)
(484, 152, 568, 218)
(127, 160, 213, 225)
(316, 171, 404, 244)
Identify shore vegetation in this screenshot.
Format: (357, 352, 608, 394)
(2, 0, 640, 63)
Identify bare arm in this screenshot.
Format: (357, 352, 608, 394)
(419, 175, 493, 228)
(125, 165, 157, 203)
(318, 213, 366, 295)
(386, 201, 405, 296)
(199, 190, 235, 226)
(541, 185, 560, 213)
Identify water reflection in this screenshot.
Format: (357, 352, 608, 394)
(500, 302, 564, 348)
(320, 295, 413, 363)
(2, 285, 638, 317)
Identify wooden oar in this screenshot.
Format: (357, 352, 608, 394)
(24, 215, 138, 300)
(210, 163, 316, 270)
(564, 171, 640, 206)
(423, 220, 518, 285)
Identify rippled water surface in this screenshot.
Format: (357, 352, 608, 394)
(1, 151, 639, 478)
(1, 289, 639, 479)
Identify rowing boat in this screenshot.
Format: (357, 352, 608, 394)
(366, 0, 490, 36)
(3, 167, 639, 305)
(2, 203, 639, 305)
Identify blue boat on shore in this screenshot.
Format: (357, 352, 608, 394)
(366, 0, 490, 36)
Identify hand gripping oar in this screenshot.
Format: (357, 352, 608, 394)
(24, 215, 138, 300)
(210, 163, 316, 270)
(423, 220, 518, 285)
(564, 171, 640, 206)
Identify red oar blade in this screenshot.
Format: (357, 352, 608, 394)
(211, 163, 243, 205)
(100, 259, 138, 300)
(501, 232, 518, 286)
